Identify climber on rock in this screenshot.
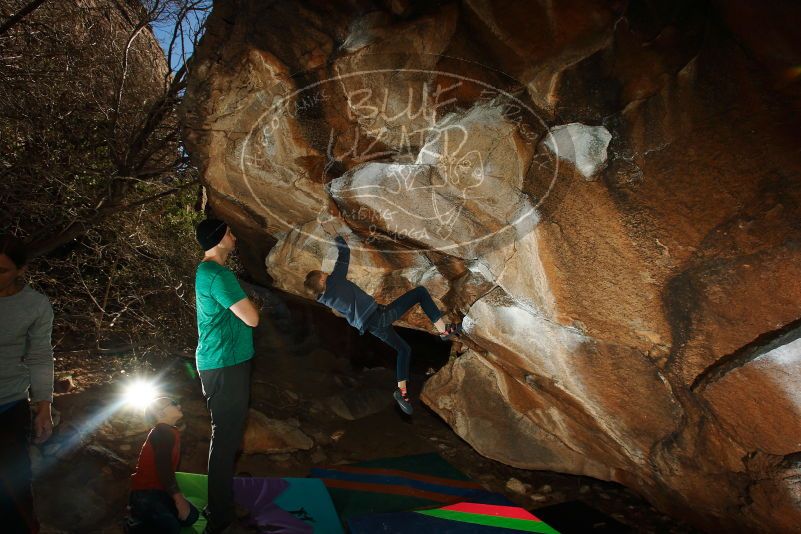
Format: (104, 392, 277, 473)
(303, 226, 461, 415)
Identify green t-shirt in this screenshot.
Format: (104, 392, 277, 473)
(194, 261, 254, 371)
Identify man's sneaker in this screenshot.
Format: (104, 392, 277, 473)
(439, 322, 463, 341)
(393, 388, 414, 415)
(202, 504, 251, 534)
(203, 520, 255, 534)
(202, 504, 250, 520)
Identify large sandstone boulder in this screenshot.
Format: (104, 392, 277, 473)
(182, 1, 801, 531)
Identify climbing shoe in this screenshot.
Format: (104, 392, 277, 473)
(393, 388, 414, 415)
(439, 322, 463, 341)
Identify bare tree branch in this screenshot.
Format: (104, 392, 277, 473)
(109, 19, 151, 156)
(27, 180, 197, 258)
(2, 1, 211, 346)
(0, 0, 48, 37)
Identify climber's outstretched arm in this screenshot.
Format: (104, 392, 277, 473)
(330, 235, 350, 280)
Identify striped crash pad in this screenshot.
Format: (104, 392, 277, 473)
(309, 453, 494, 521)
(175, 472, 343, 533)
(348, 501, 560, 533)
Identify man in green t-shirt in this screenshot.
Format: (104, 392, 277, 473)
(194, 218, 259, 534)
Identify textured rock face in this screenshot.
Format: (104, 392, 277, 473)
(182, 0, 801, 531)
(243, 409, 314, 455)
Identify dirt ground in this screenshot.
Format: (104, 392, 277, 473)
(37, 291, 697, 533)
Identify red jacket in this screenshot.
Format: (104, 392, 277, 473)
(130, 423, 180, 494)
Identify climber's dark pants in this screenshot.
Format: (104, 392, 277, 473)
(198, 360, 251, 531)
(0, 400, 38, 534)
(366, 287, 443, 382)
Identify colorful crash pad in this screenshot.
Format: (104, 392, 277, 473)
(309, 453, 496, 521)
(175, 472, 343, 533)
(348, 500, 561, 533)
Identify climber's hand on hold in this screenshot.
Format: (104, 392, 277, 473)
(320, 217, 340, 236)
(326, 202, 342, 220)
(318, 202, 341, 234)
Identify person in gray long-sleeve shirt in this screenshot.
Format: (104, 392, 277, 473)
(0, 235, 54, 533)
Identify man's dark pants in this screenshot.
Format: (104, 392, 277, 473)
(199, 359, 251, 530)
(367, 286, 443, 382)
(0, 400, 37, 534)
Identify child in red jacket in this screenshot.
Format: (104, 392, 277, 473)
(127, 397, 198, 533)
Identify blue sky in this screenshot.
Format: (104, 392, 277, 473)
(150, 3, 211, 71)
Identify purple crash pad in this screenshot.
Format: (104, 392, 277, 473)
(233, 478, 312, 533)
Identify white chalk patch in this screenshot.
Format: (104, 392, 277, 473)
(543, 122, 612, 179)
